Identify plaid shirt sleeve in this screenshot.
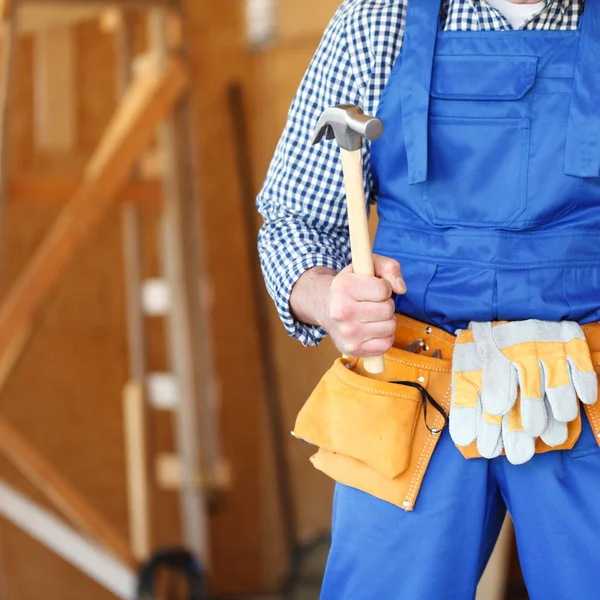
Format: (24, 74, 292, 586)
(256, 0, 391, 347)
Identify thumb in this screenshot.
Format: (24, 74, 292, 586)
(373, 254, 406, 294)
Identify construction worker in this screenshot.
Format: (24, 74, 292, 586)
(257, 0, 600, 598)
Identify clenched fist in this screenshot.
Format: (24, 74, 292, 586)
(290, 255, 406, 357)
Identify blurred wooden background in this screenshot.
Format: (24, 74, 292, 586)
(0, 0, 342, 597)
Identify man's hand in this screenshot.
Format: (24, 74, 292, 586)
(289, 255, 406, 356)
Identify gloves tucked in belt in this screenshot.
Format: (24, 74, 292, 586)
(450, 320, 596, 465)
(471, 320, 597, 436)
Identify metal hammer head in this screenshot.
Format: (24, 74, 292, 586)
(312, 104, 384, 152)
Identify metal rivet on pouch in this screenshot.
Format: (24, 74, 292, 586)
(402, 500, 410, 509)
(597, 431, 600, 438)
(418, 376, 425, 383)
(425, 327, 432, 334)
(431, 428, 439, 435)
(423, 344, 430, 351)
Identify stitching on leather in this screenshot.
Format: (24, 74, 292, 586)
(585, 404, 600, 438)
(404, 382, 451, 509)
(333, 370, 421, 401)
(385, 354, 451, 373)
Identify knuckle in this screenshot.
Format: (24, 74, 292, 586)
(376, 279, 392, 299)
(340, 322, 359, 339)
(345, 341, 361, 356)
(329, 298, 353, 322)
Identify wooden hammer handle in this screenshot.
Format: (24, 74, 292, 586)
(339, 148, 385, 374)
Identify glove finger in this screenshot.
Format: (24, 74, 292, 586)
(476, 411, 504, 459)
(502, 412, 536, 466)
(472, 322, 517, 416)
(450, 336, 481, 447)
(545, 381, 578, 423)
(517, 360, 547, 437)
(449, 404, 478, 447)
(567, 356, 598, 406)
(540, 397, 569, 447)
(480, 361, 519, 417)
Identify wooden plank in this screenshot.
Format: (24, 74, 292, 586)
(123, 381, 151, 561)
(8, 176, 162, 205)
(0, 418, 136, 566)
(0, 479, 136, 599)
(155, 453, 231, 491)
(0, 2, 18, 270)
(0, 58, 188, 368)
(19, 4, 101, 35)
(33, 25, 76, 152)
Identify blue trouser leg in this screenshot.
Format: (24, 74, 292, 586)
(321, 415, 600, 600)
(320, 429, 507, 600)
(498, 416, 600, 600)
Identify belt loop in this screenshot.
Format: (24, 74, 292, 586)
(400, 0, 441, 185)
(565, 0, 600, 178)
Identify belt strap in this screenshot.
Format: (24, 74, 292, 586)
(565, 0, 600, 178)
(400, 0, 440, 185)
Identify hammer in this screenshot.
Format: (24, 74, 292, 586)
(312, 104, 385, 374)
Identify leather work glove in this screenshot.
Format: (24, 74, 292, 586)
(470, 320, 597, 437)
(450, 328, 574, 465)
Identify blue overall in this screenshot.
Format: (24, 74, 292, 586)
(320, 1, 600, 598)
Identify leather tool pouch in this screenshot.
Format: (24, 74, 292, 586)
(294, 323, 454, 511)
(295, 358, 421, 481)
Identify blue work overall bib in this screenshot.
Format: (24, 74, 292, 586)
(372, 0, 600, 333)
(320, 1, 600, 598)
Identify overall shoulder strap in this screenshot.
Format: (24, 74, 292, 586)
(400, 0, 441, 185)
(565, 0, 600, 177)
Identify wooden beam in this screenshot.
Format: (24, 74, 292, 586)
(8, 176, 162, 204)
(0, 479, 136, 599)
(156, 453, 231, 491)
(0, 0, 18, 270)
(123, 381, 151, 561)
(33, 25, 76, 152)
(0, 418, 136, 566)
(19, 4, 102, 35)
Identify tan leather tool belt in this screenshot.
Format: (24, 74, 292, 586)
(293, 316, 600, 511)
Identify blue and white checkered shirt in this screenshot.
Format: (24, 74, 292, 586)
(256, 0, 583, 346)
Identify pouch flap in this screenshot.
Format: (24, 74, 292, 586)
(294, 358, 421, 480)
(431, 55, 538, 100)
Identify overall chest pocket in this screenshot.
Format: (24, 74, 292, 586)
(424, 56, 537, 228)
